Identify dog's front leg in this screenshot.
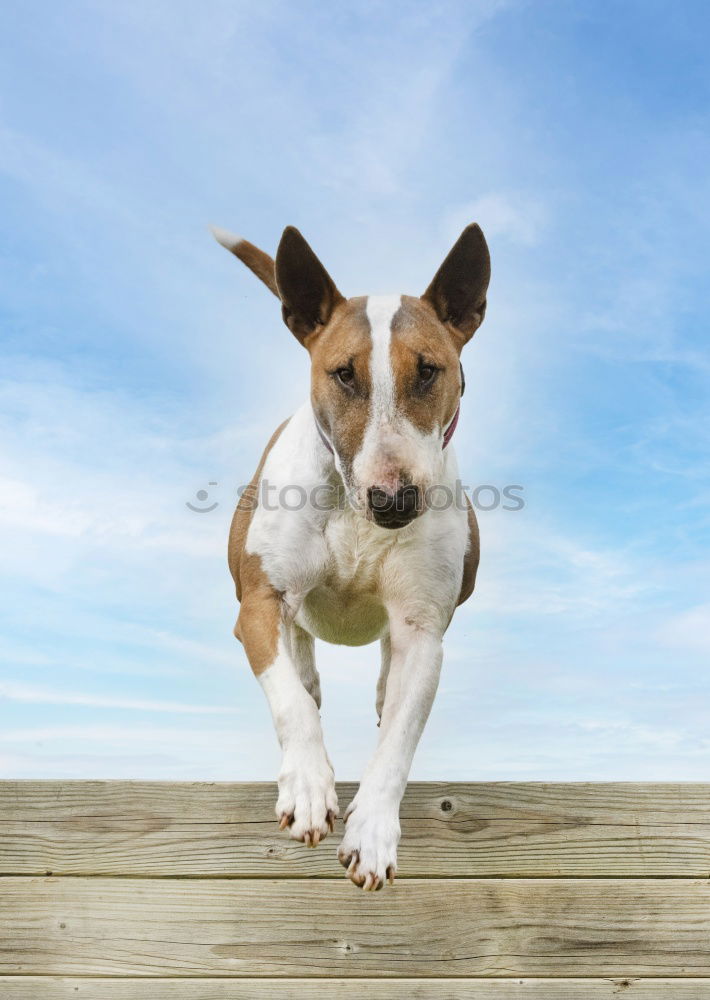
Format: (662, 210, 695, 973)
(338, 613, 444, 889)
(238, 592, 338, 846)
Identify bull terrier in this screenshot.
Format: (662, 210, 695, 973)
(212, 222, 490, 890)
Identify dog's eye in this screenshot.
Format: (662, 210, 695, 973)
(417, 363, 439, 389)
(334, 366, 355, 388)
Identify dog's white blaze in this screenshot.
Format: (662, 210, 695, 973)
(353, 293, 445, 499)
(365, 295, 401, 422)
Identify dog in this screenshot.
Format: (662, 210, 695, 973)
(212, 222, 490, 890)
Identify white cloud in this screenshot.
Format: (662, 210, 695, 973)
(0, 723, 279, 780)
(0, 724, 237, 745)
(0, 681, 234, 714)
(655, 603, 710, 655)
(443, 192, 547, 246)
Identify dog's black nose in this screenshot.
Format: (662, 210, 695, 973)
(368, 485, 421, 528)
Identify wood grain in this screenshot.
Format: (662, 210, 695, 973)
(3, 979, 710, 999)
(2, 876, 710, 978)
(2, 781, 709, 878)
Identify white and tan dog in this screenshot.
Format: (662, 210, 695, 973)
(212, 222, 490, 890)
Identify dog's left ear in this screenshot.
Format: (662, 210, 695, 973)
(275, 227, 344, 345)
(422, 223, 491, 343)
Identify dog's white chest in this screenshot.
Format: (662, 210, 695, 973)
(324, 508, 398, 589)
(295, 508, 398, 646)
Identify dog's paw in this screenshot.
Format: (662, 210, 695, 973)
(276, 746, 338, 847)
(337, 793, 400, 890)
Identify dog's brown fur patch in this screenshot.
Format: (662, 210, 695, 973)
(391, 296, 463, 435)
(234, 554, 283, 675)
(457, 494, 480, 606)
(228, 419, 289, 599)
(308, 297, 373, 480)
(229, 420, 289, 675)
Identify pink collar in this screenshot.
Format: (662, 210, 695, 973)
(442, 404, 460, 449)
(315, 402, 461, 456)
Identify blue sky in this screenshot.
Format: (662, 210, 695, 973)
(1, 0, 708, 780)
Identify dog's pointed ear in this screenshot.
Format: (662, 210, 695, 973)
(422, 224, 491, 343)
(275, 226, 344, 345)
(210, 226, 279, 298)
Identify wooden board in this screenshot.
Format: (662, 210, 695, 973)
(3, 781, 709, 994)
(2, 781, 709, 878)
(3, 978, 710, 998)
(2, 876, 710, 978)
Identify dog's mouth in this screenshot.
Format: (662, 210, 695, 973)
(370, 509, 420, 529)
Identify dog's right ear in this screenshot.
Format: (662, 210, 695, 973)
(275, 226, 344, 345)
(211, 226, 280, 298)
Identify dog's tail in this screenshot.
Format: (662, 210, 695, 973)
(210, 226, 279, 298)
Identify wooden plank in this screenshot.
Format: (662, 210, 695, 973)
(2, 876, 709, 978)
(3, 979, 710, 998)
(1, 781, 709, 878)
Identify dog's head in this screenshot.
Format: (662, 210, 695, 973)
(213, 224, 490, 528)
